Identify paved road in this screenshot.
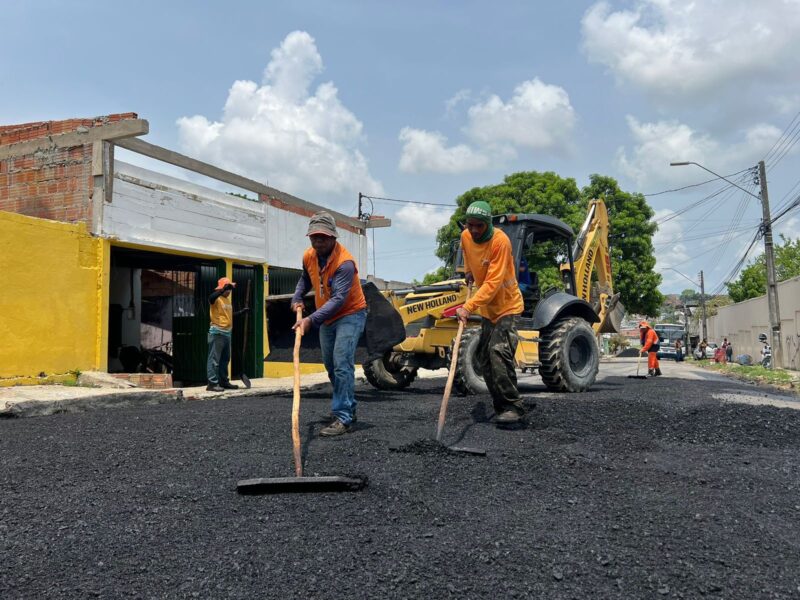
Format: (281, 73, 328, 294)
(2, 363, 800, 598)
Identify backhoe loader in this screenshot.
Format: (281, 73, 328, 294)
(362, 199, 624, 395)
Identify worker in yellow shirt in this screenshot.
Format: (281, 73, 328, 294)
(456, 200, 526, 425)
(206, 277, 248, 392)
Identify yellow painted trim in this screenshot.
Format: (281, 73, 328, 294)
(263, 262, 270, 359)
(264, 362, 326, 378)
(96, 239, 111, 372)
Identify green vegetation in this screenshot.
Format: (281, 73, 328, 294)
(700, 362, 799, 390)
(608, 334, 630, 354)
(429, 171, 663, 315)
(727, 235, 800, 302)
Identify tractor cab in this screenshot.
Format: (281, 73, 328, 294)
(456, 213, 577, 318)
(495, 214, 576, 317)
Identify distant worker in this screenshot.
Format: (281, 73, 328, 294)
(698, 338, 708, 361)
(291, 211, 367, 437)
(207, 277, 248, 392)
(456, 200, 526, 425)
(639, 320, 661, 377)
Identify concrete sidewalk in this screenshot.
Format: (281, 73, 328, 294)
(0, 368, 449, 419)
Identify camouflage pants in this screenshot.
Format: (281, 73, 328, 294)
(476, 315, 523, 414)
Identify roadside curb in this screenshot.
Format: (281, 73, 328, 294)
(0, 389, 185, 419)
(0, 380, 337, 419)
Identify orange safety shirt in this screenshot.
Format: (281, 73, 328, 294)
(461, 228, 524, 323)
(641, 327, 659, 352)
(303, 243, 367, 325)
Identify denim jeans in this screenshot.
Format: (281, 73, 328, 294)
(318, 310, 367, 425)
(207, 332, 232, 385)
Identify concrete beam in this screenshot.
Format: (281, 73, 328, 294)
(114, 137, 382, 231)
(365, 218, 392, 228)
(0, 119, 149, 161)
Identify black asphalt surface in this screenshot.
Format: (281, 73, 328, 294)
(2, 373, 800, 598)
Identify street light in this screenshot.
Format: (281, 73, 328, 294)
(670, 159, 782, 369)
(662, 267, 699, 287)
(669, 162, 759, 199)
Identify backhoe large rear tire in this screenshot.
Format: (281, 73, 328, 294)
(539, 317, 599, 392)
(453, 328, 489, 396)
(363, 352, 418, 390)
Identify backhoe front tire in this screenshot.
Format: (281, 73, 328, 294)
(363, 352, 418, 390)
(539, 317, 599, 392)
(453, 328, 488, 396)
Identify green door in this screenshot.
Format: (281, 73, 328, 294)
(231, 264, 264, 379)
(172, 261, 226, 384)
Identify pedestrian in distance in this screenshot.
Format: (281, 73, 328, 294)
(291, 211, 367, 437)
(455, 200, 526, 425)
(723, 337, 733, 363)
(639, 320, 661, 376)
(206, 277, 249, 392)
(674, 338, 683, 362)
(698, 338, 708, 361)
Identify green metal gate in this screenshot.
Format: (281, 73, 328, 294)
(172, 261, 226, 384)
(231, 264, 264, 379)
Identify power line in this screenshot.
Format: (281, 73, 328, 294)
(764, 108, 800, 163)
(362, 194, 456, 207)
(643, 167, 752, 197)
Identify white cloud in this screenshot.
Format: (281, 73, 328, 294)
(398, 128, 490, 174)
(465, 78, 576, 150)
(392, 204, 452, 237)
(616, 116, 781, 190)
(398, 77, 576, 174)
(176, 31, 382, 204)
(582, 0, 800, 100)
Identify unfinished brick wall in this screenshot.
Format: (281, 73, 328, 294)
(0, 113, 137, 224)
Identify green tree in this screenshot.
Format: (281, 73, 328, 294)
(726, 235, 800, 302)
(429, 171, 663, 315)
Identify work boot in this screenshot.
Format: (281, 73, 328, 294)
(220, 381, 239, 390)
(647, 369, 655, 377)
(495, 407, 524, 425)
(320, 419, 351, 437)
(206, 383, 224, 392)
(654, 368, 662, 377)
(327, 409, 357, 423)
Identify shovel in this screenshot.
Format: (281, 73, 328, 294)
(628, 351, 648, 379)
(435, 286, 485, 456)
(237, 307, 367, 494)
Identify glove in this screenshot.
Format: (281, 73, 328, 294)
(464, 272, 475, 286)
(223, 283, 234, 291)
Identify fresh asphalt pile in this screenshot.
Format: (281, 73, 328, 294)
(2, 374, 800, 598)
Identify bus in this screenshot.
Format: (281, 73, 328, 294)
(653, 323, 686, 360)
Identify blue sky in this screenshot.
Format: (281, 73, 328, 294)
(3, 0, 799, 295)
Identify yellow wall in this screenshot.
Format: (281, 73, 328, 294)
(0, 211, 105, 383)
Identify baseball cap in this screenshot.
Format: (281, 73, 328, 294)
(306, 211, 338, 238)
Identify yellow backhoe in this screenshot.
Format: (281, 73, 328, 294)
(362, 199, 624, 394)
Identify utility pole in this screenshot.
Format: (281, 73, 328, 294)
(699, 270, 708, 341)
(758, 160, 783, 369)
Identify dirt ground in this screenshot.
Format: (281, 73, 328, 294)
(2, 369, 800, 598)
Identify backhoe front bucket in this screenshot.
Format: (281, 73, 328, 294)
(598, 293, 625, 334)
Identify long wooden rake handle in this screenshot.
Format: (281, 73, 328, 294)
(436, 286, 471, 442)
(292, 307, 304, 477)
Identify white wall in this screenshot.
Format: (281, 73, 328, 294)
(106, 162, 268, 263)
(265, 203, 368, 273)
(707, 275, 800, 370)
(106, 161, 369, 272)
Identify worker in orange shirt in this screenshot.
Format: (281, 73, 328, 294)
(639, 320, 661, 377)
(456, 200, 525, 425)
